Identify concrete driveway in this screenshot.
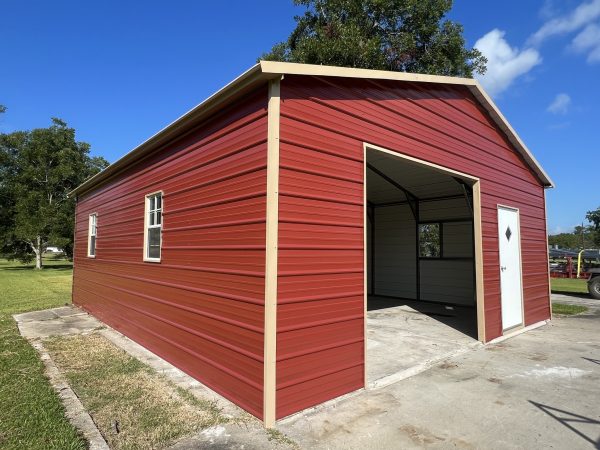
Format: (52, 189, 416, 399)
(280, 299, 600, 449)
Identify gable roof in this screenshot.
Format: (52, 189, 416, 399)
(69, 61, 553, 197)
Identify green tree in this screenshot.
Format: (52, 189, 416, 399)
(261, 0, 486, 77)
(586, 206, 600, 247)
(0, 118, 108, 269)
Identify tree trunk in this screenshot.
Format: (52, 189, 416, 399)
(34, 235, 42, 270)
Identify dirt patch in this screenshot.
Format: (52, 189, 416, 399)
(44, 333, 227, 450)
(399, 424, 445, 445)
(528, 353, 548, 361)
(487, 377, 502, 384)
(439, 361, 459, 370)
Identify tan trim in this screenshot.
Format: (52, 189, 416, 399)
(544, 191, 553, 321)
(468, 83, 554, 188)
(260, 60, 478, 86)
(497, 204, 526, 332)
(87, 213, 97, 258)
(487, 320, 549, 345)
(263, 77, 281, 428)
(364, 143, 487, 345)
(69, 61, 552, 198)
(364, 142, 479, 182)
(362, 145, 368, 387)
(143, 191, 163, 263)
(472, 182, 486, 342)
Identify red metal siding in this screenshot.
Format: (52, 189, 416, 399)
(276, 75, 550, 418)
(73, 89, 268, 419)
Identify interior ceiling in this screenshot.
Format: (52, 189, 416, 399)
(366, 150, 468, 205)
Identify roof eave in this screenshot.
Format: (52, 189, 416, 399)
(69, 62, 271, 198)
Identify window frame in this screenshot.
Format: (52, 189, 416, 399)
(87, 213, 97, 258)
(143, 191, 163, 263)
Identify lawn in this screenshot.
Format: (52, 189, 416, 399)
(550, 277, 588, 295)
(551, 303, 588, 315)
(0, 257, 86, 450)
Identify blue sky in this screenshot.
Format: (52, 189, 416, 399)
(1, 1, 598, 234)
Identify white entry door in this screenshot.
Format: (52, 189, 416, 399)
(498, 206, 524, 330)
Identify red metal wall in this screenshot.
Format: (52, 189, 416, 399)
(276, 75, 550, 418)
(73, 89, 268, 419)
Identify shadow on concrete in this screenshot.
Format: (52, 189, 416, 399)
(582, 357, 600, 366)
(368, 296, 477, 339)
(530, 401, 600, 449)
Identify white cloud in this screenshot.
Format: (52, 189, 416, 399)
(571, 23, 600, 63)
(474, 29, 542, 97)
(528, 0, 600, 45)
(547, 93, 572, 114)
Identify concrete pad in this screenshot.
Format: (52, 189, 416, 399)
(367, 297, 479, 387)
(279, 310, 600, 449)
(14, 306, 102, 339)
(13, 309, 58, 323)
(552, 293, 600, 311)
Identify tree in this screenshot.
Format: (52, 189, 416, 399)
(261, 0, 486, 77)
(0, 118, 108, 269)
(586, 206, 600, 247)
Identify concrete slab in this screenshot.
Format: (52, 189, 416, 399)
(14, 306, 102, 339)
(552, 293, 600, 311)
(280, 310, 600, 449)
(367, 297, 479, 387)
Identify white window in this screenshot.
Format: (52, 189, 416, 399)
(88, 214, 97, 257)
(144, 192, 162, 261)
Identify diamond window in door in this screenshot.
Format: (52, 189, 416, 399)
(505, 226, 512, 241)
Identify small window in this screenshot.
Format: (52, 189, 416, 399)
(419, 223, 441, 258)
(144, 192, 162, 261)
(88, 214, 97, 257)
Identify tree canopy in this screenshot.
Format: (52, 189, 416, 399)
(586, 206, 600, 247)
(261, 0, 486, 77)
(0, 116, 108, 268)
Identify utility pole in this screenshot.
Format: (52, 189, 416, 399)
(581, 221, 585, 250)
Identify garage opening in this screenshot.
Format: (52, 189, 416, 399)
(365, 146, 481, 386)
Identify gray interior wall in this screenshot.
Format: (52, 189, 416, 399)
(368, 198, 475, 305)
(372, 205, 416, 298)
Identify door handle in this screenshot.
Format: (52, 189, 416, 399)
(501, 266, 507, 271)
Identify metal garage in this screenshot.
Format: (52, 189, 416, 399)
(70, 61, 553, 427)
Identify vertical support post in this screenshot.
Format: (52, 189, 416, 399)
(371, 207, 375, 296)
(263, 77, 281, 427)
(472, 181, 486, 342)
(415, 201, 420, 301)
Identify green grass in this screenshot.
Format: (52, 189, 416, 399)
(0, 258, 85, 450)
(45, 333, 227, 450)
(552, 303, 588, 315)
(550, 277, 588, 295)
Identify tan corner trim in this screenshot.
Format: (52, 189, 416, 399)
(263, 77, 281, 428)
(472, 182, 486, 342)
(544, 191, 553, 321)
(362, 145, 368, 388)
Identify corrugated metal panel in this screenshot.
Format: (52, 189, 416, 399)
(276, 75, 549, 418)
(373, 205, 416, 298)
(73, 89, 269, 419)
